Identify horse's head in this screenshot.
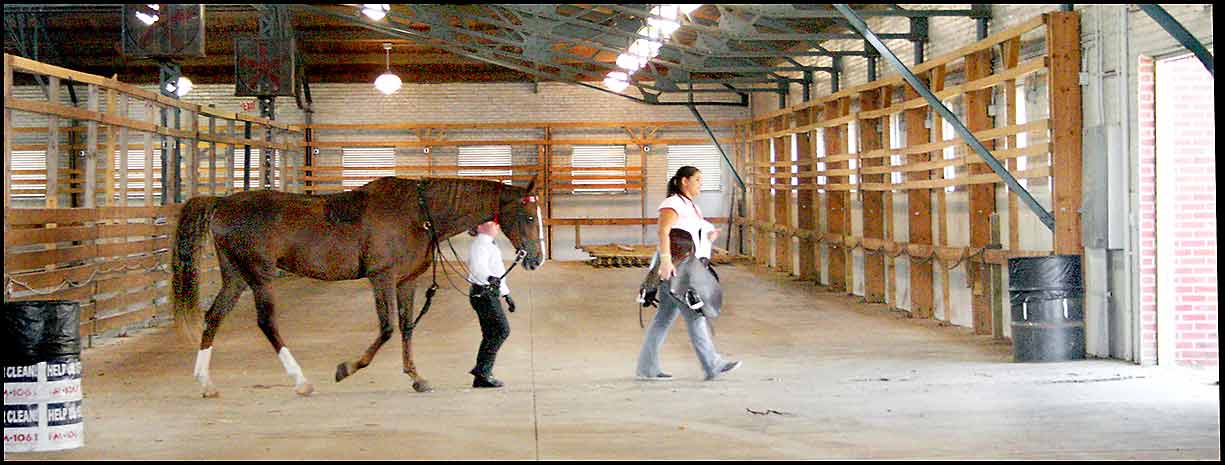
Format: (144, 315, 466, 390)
(495, 178, 545, 270)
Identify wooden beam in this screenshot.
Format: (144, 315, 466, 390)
(1046, 12, 1084, 256)
(796, 106, 817, 280)
(825, 98, 849, 293)
(754, 120, 770, 267)
(773, 113, 792, 275)
(905, 77, 935, 319)
(966, 47, 996, 336)
(860, 88, 886, 304)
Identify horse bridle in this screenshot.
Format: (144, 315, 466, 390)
(410, 180, 539, 329)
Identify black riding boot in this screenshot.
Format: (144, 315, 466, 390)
(469, 285, 510, 388)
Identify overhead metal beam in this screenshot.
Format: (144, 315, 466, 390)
(721, 5, 991, 18)
(833, 4, 1056, 231)
(1138, 4, 1214, 77)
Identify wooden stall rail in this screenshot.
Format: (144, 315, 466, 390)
(733, 12, 1081, 335)
(3, 205, 222, 344)
(4, 53, 304, 207)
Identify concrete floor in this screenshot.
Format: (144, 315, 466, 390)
(6, 261, 1219, 460)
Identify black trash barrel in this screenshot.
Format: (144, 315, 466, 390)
(1008, 256, 1086, 363)
(3, 300, 85, 452)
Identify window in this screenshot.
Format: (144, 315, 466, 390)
(342, 147, 395, 189)
(668, 144, 722, 191)
(889, 113, 905, 185)
(768, 139, 776, 195)
(941, 100, 958, 193)
(815, 130, 827, 193)
(571, 145, 626, 194)
(112, 149, 163, 199)
(11, 150, 47, 199)
(790, 137, 798, 186)
(458, 145, 513, 184)
(1014, 83, 1029, 189)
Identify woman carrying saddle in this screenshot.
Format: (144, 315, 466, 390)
(635, 166, 742, 381)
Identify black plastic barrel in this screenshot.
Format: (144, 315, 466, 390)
(1008, 255, 1086, 363)
(3, 300, 85, 452)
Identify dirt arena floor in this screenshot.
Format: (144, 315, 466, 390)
(5, 261, 1219, 460)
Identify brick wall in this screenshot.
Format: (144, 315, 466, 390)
(1154, 55, 1218, 367)
(1137, 55, 1158, 365)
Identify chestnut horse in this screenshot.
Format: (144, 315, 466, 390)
(172, 177, 544, 397)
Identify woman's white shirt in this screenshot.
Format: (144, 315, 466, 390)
(659, 195, 713, 259)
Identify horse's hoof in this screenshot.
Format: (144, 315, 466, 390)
(295, 383, 315, 397)
(335, 362, 350, 382)
(202, 385, 220, 398)
(412, 380, 433, 393)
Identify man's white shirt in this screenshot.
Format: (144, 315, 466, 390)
(467, 233, 510, 297)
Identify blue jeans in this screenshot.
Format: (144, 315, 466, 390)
(636, 282, 725, 379)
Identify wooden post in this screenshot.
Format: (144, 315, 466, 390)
(640, 142, 647, 245)
(279, 130, 289, 192)
(796, 107, 817, 280)
(754, 120, 770, 267)
(188, 109, 199, 198)
(933, 65, 952, 322)
(773, 114, 792, 275)
(882, 87, 895, 308)
(143, 102, 155, 206)
(209, 116, 217, 196)
(1004, 38, 1022, 251)
(104, 89, 116, 206)
(46, 77, 60, 208)
(860, 88, 886, 304)
(3, 54, 11, 208)
(967, 47, 996, 336)
(1046, 12, 1084, 256)
(118, 95, 129, 207)
(226, 119, 236, 196)
(825, 99, 848, 293)
(84, 84, 99, 209)
(906, 76, 935, 319)
(544, 127, 554, 259)
(991, 212, 1005, 339)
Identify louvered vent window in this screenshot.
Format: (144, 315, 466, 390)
(571, 145, 626, 194)
(342, 147, 395, 189)
(11, 150, 47, 199)
(458, 145, 513, 184)
(667, 144, 723, 191)
(112, 149, 163, 199)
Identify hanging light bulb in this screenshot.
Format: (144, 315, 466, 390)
(374, 43, 401, 95)
(362, 4, 390, 21)
(135, 9, 159, 25)
(678, 4, 703, 15)
(175, 76, 193, 97)
(648, 5, 681, 36)
(616, 52, 644, 72)
(604, 71, 630, 92)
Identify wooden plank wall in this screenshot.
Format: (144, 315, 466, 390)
(3, 53, 297, 342)
(734, 14, 1082, 326)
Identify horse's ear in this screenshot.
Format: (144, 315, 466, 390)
(525, 177, 537, 195)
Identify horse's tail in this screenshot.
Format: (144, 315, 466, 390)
(173, 195, 220, 332)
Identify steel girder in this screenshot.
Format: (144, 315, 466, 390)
(832, 4, 1056, 231)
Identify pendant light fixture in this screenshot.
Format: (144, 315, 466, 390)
(374, 42, 402, 95)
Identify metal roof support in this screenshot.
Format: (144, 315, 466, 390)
(911, 17, 928, 65)
(830, 56, 842, 92)
(1138, 4, 1214, 77)
(833, 4, 1055, 231)
(802, 70, 813, 102)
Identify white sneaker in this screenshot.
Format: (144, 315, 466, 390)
(636, 372, 674, 381)
(705, 361, 741, 381)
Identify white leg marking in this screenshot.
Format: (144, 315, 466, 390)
(278, 347, 308, 387)
(194, 347, 213, 386)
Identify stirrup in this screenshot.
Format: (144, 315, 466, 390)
(684, 289, 705, 311)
